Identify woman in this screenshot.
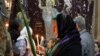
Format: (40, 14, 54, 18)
(14, 26, 35, 56)
(38, 14, 82, 56)
(46, 14, 82, 56)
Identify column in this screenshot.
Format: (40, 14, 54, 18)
(92, 0, 100, 40)
(97, 0, 100, 40)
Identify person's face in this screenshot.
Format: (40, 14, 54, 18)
(52, 20, 58, 38)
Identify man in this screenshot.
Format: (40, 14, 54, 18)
(74, 13, 95, 56)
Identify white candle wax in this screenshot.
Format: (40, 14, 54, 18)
(40, 36, 44, 45)
(36, 34, 39, 46)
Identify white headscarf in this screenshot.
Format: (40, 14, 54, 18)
(17, 26, 32, 40)
(17, 26, 33, 48)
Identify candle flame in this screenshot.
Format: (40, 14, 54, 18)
(5, 23, 9, 28)
(36, 34, 39, 38)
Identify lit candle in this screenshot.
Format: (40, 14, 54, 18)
(40, 36, 44, 45)
(5, 23, 9, 29)
(36, 34, 40, 54)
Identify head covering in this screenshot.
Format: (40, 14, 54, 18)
(51, 14, 81, 56)
(17, 26, 33, 49)
(56, 14, 78, 39)
(17, 26, 32, 40)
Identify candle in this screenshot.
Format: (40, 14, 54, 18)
(36, 34, 39, 46)
(40, 36, 44, 45)
(36, 34, 40, 54)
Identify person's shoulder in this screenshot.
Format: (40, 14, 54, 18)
(80, 30, 90, 37)
(80, 31, 94, 45)
(80, 32, 91, 41)
(82, 31, 92, 39)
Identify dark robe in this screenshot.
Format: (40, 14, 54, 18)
(47, 14, 82, 56)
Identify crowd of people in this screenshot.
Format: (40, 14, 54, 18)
(8, 9, 100, 56)
(0, 0, 100, 56)
(7, 0, 99, 56)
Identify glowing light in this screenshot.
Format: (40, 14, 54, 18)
(5, 23, 9, 28)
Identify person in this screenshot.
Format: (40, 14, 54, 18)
(0, 5, 13, 56)
(9, 19, 21, 44)
(38, 14, 82, 56)
(13, 26, 35, 56)
(74, 12, 95, 56)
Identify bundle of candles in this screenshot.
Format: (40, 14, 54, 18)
(36, 34, 44, 55)
(36, 34, 44, 46)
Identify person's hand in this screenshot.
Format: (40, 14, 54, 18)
(36, 45, 46, 56)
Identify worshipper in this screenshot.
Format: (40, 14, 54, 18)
(9, 19, 21, 44)
(37, 14, 82, 56)
(0, 7, 13, 56)
(74, 10, 95, 56)
(13, 26, 35, 56)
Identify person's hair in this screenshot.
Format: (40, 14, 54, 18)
(56, 14, 77, 39)
(74, 16, 86, 31)
(8, 19, 22, 42)
(11, 19, 21, 29)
